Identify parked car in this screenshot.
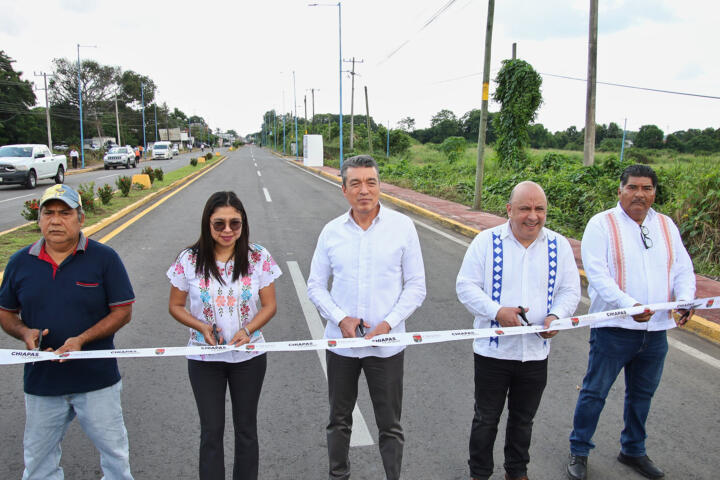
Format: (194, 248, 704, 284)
(171, 144, 179, 155)
(151, 141, 173, 159)
(53, 144, 68, 151)
(104, 146, 136, 169)
(0, 144, 67, 189)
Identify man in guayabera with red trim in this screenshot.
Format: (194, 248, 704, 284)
(0, 184, 136, 480)
(567, 164, 696, 480)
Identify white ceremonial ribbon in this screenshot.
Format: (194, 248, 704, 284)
(1, 297, 717, 365)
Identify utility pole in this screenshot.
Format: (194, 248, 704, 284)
(282, 90, 286, 154)
(154, 103, 158, 141)
(343, 57, 363, 150)
(583, 0, 598, 166)
(114, 95, 121, 145)
(304, 95, 308, 134)
(34, 72, 54, 149)
(473, 0, 495, 210)
(311, 88, 316, 123)
(364, 86, 372, 153)
(141, 82, 146, 156)
(512, 42, 517, 59)
(293, 70, 299, 160)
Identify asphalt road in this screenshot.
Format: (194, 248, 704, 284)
(0, 145, 718, 479)
(0, 148, 219, 232)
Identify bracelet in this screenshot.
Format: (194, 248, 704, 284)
(243, 326, 251, 337)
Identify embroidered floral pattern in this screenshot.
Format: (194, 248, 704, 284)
(167, 245, 282, 352)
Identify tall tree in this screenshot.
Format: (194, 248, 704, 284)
(634, 124, 664, 149)
(49, 58, 120, 138)
(0, 51, 37, 144)
(397, 117, 416, 132)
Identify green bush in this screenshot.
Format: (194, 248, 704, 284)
(97, 184, 113, 205)
(205, 152, 213, 160)
(141, 166, 155, 183)
(154, 168, 164, 182)
(116, 176, 132, 196)
(440, 136, 467, 163)
(21, 199, 40, 221)
(77, 182, 96, 212)
(190, 157, 198, 166)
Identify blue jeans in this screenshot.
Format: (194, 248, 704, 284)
(23, 380, 133, 480)
(569, 328, 668, 457)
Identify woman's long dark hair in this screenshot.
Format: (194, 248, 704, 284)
(189, 191, 250, 284)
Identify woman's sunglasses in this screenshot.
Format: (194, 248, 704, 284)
(211, 219, 243, 232)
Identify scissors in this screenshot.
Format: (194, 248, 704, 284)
(517, 307, 543, 339)
(31, 329, 43, 365)
(211, 324, 222, 345)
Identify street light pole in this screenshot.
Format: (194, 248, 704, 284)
(338, 2, 343, 167)
(308, 2, 343, 167)
(76, 44, 96, 168)
(141, 82, 147, 157)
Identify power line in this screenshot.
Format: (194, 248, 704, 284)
(379, 0, 460, 64)
(430, 70, 720, 100)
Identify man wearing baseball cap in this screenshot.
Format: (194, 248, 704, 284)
(0, 184, 136, 479)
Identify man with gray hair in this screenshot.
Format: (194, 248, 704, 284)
(0, 184, 135, 479)
(308, 155, 427, 480)
(457, 181, 580, 480)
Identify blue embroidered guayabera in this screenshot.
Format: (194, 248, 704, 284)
(488, 232, 557, 347)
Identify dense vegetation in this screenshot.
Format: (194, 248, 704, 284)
(374, 144, 720, 279)
(0, 50, 222, 148)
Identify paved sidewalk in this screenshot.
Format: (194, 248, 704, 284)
(284, 156, 720, 343)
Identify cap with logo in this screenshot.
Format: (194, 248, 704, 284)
(39, 184, 82, 210)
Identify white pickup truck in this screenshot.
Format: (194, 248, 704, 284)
(0, 144, 67, 189)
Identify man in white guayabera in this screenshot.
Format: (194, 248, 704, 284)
(457, 181, 580, 480)
(308, 154, 426, 480)
(567, 164, 696, 480)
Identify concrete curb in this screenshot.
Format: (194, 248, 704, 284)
(0, 156, 226, 284)
(279, 154, 720, 346)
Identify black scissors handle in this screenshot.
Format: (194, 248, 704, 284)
(356, 319, 366, 337)
(211, 324, 221, 344)
(517, 306, 543, 339)
(517, 306, 530, 326)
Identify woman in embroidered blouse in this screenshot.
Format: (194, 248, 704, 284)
(167, 191, 281, 480)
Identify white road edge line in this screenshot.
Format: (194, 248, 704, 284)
(285, 159, 720, 369)
(263, 187, 272, 202)
(96, 173, 119, 180)
(286, 261, 375, 447)
(257, 171, 262, 177)
(0, 193, 35, 204)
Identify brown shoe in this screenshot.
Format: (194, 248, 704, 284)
(505, 473, 529, 480)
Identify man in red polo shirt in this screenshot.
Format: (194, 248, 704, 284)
(0, 184, 136, 480)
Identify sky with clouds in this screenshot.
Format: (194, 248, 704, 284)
(1, 0, 718, 138)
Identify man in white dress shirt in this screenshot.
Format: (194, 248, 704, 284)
(457, 181, 580, 480)
(567, 164, 696, 480)
(308, 155, 426, 480)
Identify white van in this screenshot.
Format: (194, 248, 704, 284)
(152, 141, 173, 160)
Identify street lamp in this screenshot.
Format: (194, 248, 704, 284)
(308, 2, 343, 168)
(77, 43, 97, 169)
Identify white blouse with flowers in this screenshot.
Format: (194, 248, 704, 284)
(166, 244, 282, 363)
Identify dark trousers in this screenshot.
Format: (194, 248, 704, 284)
(469, 354, 548, 480)
(188, 355, 267, 480)
(326, 350, 405, 480)
(71, 156, 78, 169)
(569, 328, 668, 457)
